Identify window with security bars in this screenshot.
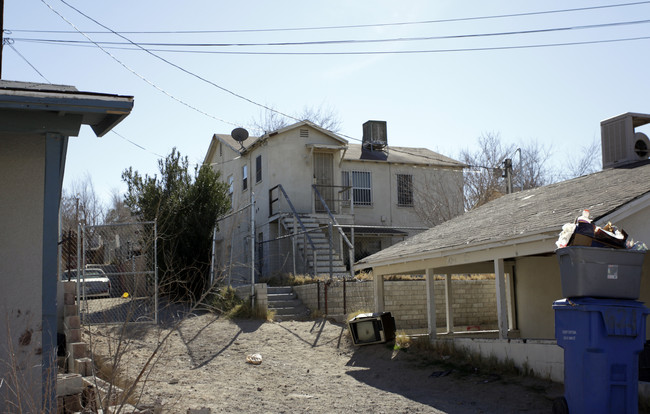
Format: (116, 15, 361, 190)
(342, 171, 372, 206)
(397, 174, 413, 206)
(255, 155, 262, 183)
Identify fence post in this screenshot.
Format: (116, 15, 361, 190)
(154, 221, 159, 325)
(325, 281, 329, 316)
(76, 223, 81, 316)
(292, 218, 297, 275)
(328, 222, 333, 279)
(317, 280, 321, 311)
(343, 278, 347, 315)
(303, 232, 307, 273)
(250, 192, 255, 310)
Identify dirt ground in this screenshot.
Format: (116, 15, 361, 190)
(86, 307, 567, 414)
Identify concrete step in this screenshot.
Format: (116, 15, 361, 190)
(266, 286, 311, 320)
(268, 298, 302, 308)
(268, 293, 296, 302)
(267, 286, 293, 295)
(268, 292, 295, 300)
(272, 304, 312, 320)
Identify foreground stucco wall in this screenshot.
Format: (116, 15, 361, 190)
(515, 250, 650, 340)
(514, 256, 563, 340)
(0, 134, 46, 408)
(447, 338, 565, 383)
(294, 279, 498, 332)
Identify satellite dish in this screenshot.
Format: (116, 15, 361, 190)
(231, 127, 249, 150)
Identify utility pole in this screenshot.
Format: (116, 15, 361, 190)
(503, 158, 513, 194)
(1, 0, 5, 78)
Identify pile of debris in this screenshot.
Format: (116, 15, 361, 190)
(556, 209, 647, 251)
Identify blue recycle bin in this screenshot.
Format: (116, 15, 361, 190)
(553, 298, 650, 414)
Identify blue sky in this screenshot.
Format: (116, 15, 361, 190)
(4, 1, 650, 204)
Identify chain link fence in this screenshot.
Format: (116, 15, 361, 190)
(211, 203, 255, 287)
(258, 223, 426, 282)
(64, 221, 158, 325)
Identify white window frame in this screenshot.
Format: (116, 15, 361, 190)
(342, 170, 372, 206)
(242, 165, 248, 191)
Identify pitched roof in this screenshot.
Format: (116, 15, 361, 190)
(0, 80, 134, 137)
(344, 144, 465, 167)
(356, 162, 650, 268)
(210, 122, 464, 167)
(213, 120, 350, 154)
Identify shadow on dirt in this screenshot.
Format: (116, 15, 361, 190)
(344, 344, 557, 414)
(272, 318, 348, 349)
(174, 317, 266, 370)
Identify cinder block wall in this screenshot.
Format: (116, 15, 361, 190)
(235, 283, 268, 311)
(293, 279, 497, 331)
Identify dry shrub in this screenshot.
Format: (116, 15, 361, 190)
(394, 331, 412, 350)
(346, 309, 373, 322)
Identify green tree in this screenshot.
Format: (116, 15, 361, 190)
(122, 148, 230, 301)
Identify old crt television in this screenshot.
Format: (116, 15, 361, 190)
(348, 312, 396, 346)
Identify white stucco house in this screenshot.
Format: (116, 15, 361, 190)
(0, 81, 133, 411)
(203, 120, 465, 283)
(355, 112, 650, 383)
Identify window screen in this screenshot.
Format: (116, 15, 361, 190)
(255, 155, 262, 183)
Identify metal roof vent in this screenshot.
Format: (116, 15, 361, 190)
(601, 113, 650, 169)
(362, 120, 387, 151)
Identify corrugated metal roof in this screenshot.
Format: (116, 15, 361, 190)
(356, 161, 650, 267)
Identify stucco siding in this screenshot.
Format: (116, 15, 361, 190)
(0, 134, 46, 407)
(514, 256, 564, 339)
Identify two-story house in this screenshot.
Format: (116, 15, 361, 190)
(203, 120, 465, 284)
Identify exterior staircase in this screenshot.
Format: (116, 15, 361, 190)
(267, 286, 311, 320)
(280, 215, 349, 276)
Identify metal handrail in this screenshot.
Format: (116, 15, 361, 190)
(269, 184, 318, 274)
(312, 185, 354, 250)
(312, 184, 355, 277)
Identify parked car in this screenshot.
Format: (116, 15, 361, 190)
(61, 268, 111, 299)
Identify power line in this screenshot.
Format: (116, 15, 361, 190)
(3, 21, 169, 160)
(12, 18, 650, 48)
(40, 0, 241, 129)
(18, 34, 650, 56)
(55, 0, 302, 125)
(111, 129, 165, 159)
(9, 1, 650, 35)
(5, 41, 51, 83)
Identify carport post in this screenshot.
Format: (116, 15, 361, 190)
(373, 270, 385, 313)
(494, 258, 508, 339)
(425, 268, 436, 338)
(444, 274, 454, 333)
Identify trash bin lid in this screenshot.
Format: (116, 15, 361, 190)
(553, 297, 648, 310)
(553, 297, 650, 337)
